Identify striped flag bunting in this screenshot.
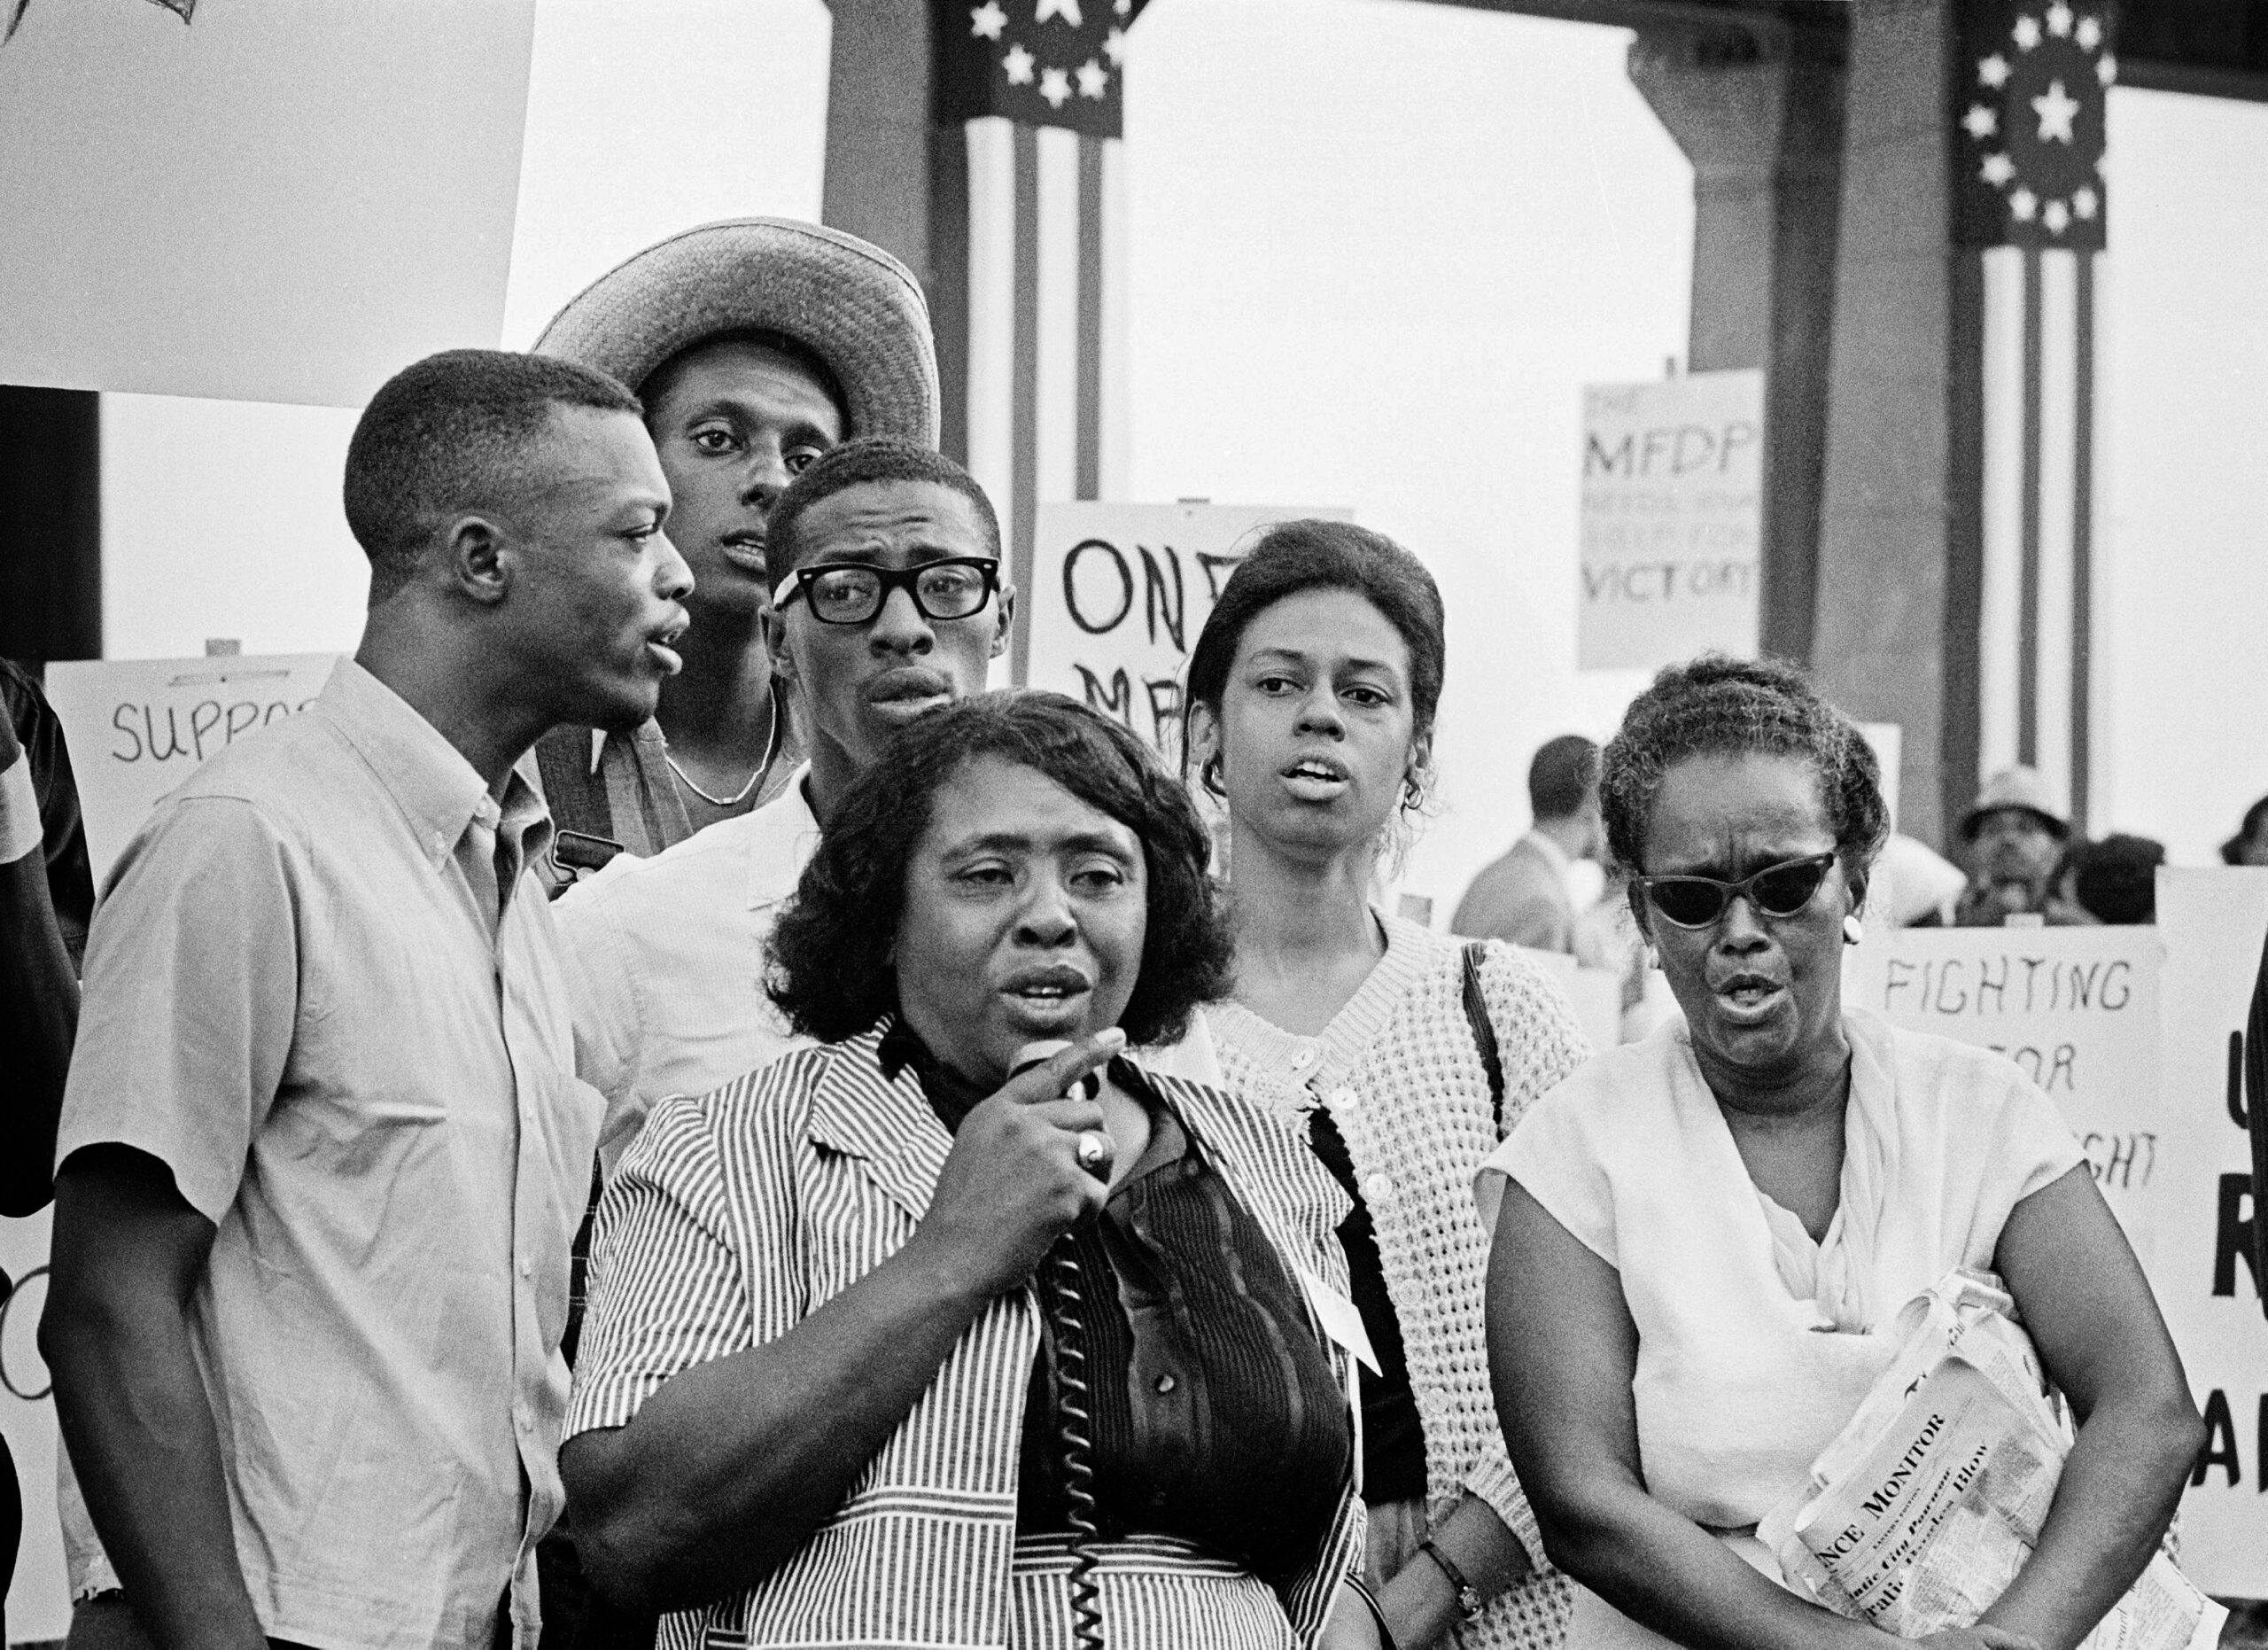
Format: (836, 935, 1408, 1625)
(933, 0, 1148, 681)
(1953, 0, 2113, 831)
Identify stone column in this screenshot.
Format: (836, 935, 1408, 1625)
(1627, 14, 1847, 665)
(820, 0, 937, 285)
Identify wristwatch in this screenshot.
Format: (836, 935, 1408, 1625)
(1418, 1538, 1485, 1624)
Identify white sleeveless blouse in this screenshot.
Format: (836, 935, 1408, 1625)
(1476, 1006, 2082, 1648)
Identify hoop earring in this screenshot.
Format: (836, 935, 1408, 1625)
(1201, 754, 1225, 800)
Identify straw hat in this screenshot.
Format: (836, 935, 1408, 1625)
(532, 218, 939, 446)
(1958, 766, 2071, 842)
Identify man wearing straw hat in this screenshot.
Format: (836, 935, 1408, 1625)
(530, 222, 946, 1649)
(530, 217, 940, 879)
(1942, 764, 2092, 927)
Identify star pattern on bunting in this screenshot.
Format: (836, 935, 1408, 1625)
(6, 0, 190, 43)
(946, 0, 1151, 136)
(1956, 2, 2110, 249)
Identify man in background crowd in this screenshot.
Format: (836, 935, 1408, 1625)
(555, 436, 1010, 1161)
(2223, 794, 2268, 867)
(0, 657, 91, 1645)
(0, 657, 86, 1210)
(41, 350, 688, 1650)
(1452, 733, 1601, 952)
(1942, 766, 2092, 927)
(530, 219, 938, 882)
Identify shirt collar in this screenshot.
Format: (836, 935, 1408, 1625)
(317, 659, 523, 869)
(746, 765, 822, 910)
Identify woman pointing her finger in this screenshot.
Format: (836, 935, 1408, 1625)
(560, 691, 1383, 1650)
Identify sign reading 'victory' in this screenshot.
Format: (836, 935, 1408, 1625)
(1577, 368, 1762, 672)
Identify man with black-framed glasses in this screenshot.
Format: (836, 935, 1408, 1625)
(554, 437, 1014, 1169)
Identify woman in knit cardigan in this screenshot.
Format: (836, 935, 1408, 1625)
(1184, 521, 1590, 1650)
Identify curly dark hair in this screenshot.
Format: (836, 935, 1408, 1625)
(1599, 653, 1890, 881)
(767, 691, 1234, 1047)
(1181, 519, 1446, 801)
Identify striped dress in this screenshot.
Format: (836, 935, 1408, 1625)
(569, 1026, 1368, 1649)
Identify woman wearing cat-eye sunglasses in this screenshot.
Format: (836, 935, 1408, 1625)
(1477, 655, 2201, 1650)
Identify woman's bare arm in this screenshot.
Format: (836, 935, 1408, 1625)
(1980, 1165, 2204, 1650)
(1484, 1180, 1904, 1650)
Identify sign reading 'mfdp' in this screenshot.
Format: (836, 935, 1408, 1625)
(1578, 368, 1762, 671)
(1020, 503, 1348, 771)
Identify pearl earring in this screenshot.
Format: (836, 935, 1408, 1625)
(1843, 913, 1865, 946)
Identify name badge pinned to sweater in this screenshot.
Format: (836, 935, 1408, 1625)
(1297, 1265, 1379, 1374)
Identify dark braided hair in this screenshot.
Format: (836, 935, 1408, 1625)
(1599, 654, 1890, 881)
(767, 690, 1234, 1047)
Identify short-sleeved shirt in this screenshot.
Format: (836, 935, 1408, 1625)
(57, 658, 604, 1650)
(552, 767, 819, 1171)
(1475, 1007, 2081, 1644)
(567, 1026, 1366, 1650)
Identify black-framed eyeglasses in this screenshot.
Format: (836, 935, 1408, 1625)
(770, 557, 1000, 626)
(1635, 852, 1839, 930)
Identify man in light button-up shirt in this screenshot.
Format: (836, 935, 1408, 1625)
(41, 351, 691, 1650)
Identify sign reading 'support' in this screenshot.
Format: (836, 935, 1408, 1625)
(45, 654, 340, 883)
(1577, 369, 1762, 671)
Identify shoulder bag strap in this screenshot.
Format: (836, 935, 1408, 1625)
(1460, 939, 1507, 1134)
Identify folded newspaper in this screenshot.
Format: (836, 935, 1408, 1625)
(1757, 1270, 2225, 1650)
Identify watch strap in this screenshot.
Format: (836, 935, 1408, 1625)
(1418, 1537, 1486, 1623)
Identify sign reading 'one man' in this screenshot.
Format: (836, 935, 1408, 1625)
(1019, 502, 1348, 769)
(1577, 368, 1762, 672)
(44, 654, 339, 883)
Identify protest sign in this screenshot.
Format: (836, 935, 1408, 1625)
(1577, 369, 1761, 671)
(0, 0, 534, 408)
(1845, 925, 2163, 1262)
(1019, 503, 1348, 768)
(45, 654, 339, 883)
(2149, 868, 2268, 1596)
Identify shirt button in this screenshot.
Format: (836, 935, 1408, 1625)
(1332, 1086, 1359, 1110)
(1363, 1171, 1394, 1204)
(519, 1258, 533, 1280)
(1154, 1373, 1177, 1394)
(1289, 1048, 1316, 1070)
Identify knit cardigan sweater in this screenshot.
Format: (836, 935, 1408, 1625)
(1207, 913, 1592, 1650)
